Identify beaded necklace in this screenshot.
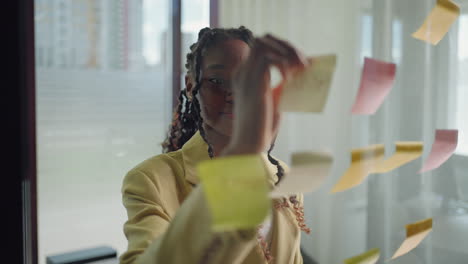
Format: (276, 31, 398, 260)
(256, 196, 311, 264)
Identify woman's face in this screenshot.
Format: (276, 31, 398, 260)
(187, 39, 250, 137)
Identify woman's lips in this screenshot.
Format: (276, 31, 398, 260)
(219, 112, 234, 119)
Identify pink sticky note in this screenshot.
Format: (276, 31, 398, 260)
(351, 57, 397, 115)
(419, 129, 458, 173)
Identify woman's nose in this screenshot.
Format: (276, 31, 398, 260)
(224, 90, 233, 102)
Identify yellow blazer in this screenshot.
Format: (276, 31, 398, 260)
(120, 131, 304, 264)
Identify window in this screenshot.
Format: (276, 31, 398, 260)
(34, 0, 209, 263)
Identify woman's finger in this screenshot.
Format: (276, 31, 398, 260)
(249, 41, 291, 81)
(255, 37, 289, 57)
(253, 37, 307, 83)
(265, 34, 308, 69)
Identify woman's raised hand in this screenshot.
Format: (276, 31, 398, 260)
(222, 34, 308, 156)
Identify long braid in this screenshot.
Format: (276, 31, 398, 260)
(191, 87, 214, 158)
(190, 28, 218, 158)
(161, 90, 183, 152)
(162, 89, 197, 152)
(267, 139, 284, 185)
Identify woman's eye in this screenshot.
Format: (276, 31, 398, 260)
(208, 78, 224, 85)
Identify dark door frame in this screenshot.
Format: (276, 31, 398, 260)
(7, 0, 37, 263)
(210, 0, 219, 28)
(171, 0, 182, 109)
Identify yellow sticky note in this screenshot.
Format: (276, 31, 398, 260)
(373, 142, 423, 173)
(280, 54, 337, 112)
(331, 144, 384, 193)
(391, 218, 433, 260)
(412, 0, 460, 45)
(197, 154, 270, 231)
(270, 151, 333, 197)
(344, 248, 380, 264)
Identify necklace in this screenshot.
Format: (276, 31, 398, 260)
(257, 221, 274, 263)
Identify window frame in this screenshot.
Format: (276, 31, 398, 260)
(9, 0, 37, 263)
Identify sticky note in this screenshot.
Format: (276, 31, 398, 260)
(197, 154, 270, 231)
(351, 57, 396, 115)
(270, 151, 333, 197)
(412, 0, 460, 45)
(419, 129, 458, 173)
(279, 54, 337, 112)
(372, 142, 423, 173)
(331, 144, 384, 193)
(391, 218, 433, 260)
(344, 248, 380, 264)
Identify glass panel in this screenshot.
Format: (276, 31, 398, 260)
(34, 0, 171, 263)
(218, 0, 468, 263)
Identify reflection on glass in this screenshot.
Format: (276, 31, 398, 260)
(361, 15, 373, 59)
(143, 0, 169, 66)
(178, 0, 210, 97)
(456, 15, 468, 156)
(181, 0, 210, 73)
(392, 20, 402, 64)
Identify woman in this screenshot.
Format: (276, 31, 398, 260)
(120, 26, 310, 264)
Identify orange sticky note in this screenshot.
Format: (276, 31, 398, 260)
(331, 144, 384, 193)
(419, 129, 458, 173)
(351, 58, 396, 115)
(280, 54, 337, 112)
(344, 248, 380, 264)
(372, 142, 423, 173)
(270, 151, 333, 197)
(412, 0, 460, 45)
(391, 218, 433, 260)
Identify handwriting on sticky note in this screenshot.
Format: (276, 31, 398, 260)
(412, 0, 460, 45)
(197, 155, 270, 231)
(344, 248, 380, 264)
(351, 57, 396, 115)
(419, 129, 458, 173)
(280, 54, 337, 112)
(331, 144, 384, 193)
(372, 142, 423, 173)
(391, 218, 433, 260)
(270, 151, 333, 197)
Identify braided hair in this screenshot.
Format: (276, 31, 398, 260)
(161, 26, 285, 185)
